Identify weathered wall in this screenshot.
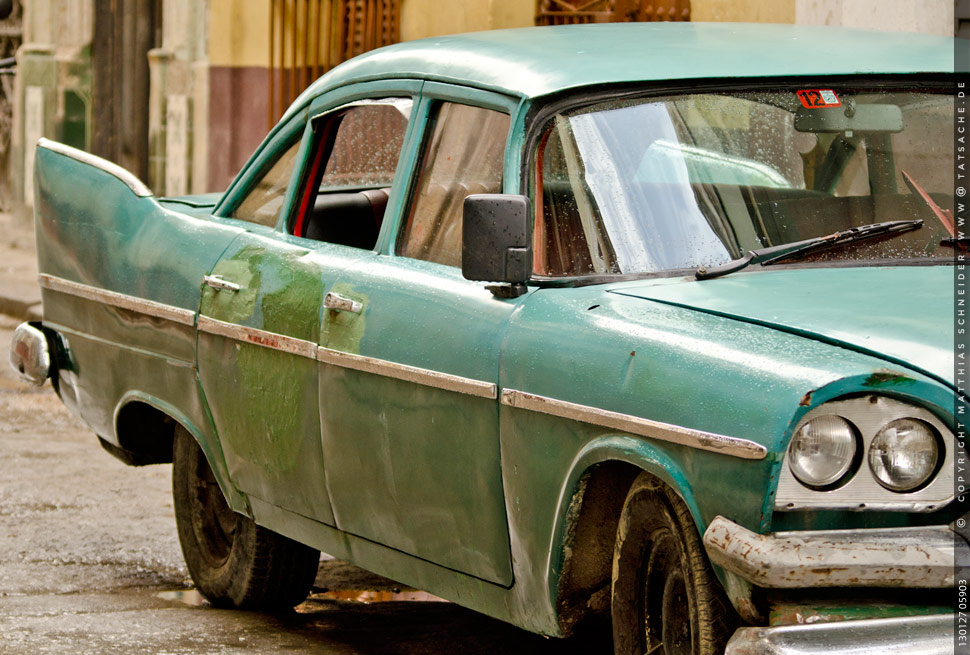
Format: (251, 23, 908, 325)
(12, 0, 92, 215)
(693, 0, 953, 36)
(400, 0, 533, 40)
(692, 0, 795, 23)
(204, 0, 272, 193)
(796, 0, 953, 37)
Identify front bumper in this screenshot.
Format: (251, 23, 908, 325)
(703, 515, 964, 588)
(703, 517, 962, 654)
(725, 613, 952, 655)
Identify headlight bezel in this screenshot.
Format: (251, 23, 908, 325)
(775, 395, 954, 512)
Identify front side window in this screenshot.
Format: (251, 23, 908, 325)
(232, 139, 302, 226)
(534, 81, 954, 277)
(399, 102, 510, 267)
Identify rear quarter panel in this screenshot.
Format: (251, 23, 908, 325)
(32, 144, 243, 504)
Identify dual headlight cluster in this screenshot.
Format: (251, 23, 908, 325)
(789, 413, 941, 492)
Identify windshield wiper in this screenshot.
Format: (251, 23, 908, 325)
(695, 219, 923, 281)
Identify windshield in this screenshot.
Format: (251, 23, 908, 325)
(533, 82, 954, 277)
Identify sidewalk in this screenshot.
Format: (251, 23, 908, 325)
(0, 211, 41, 321)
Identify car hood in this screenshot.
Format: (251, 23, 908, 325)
(608, 266, 954, 388)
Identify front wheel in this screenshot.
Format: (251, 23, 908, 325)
(611, 473, 737, 655)
(172, 426, 320, 609)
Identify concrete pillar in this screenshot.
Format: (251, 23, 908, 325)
(12, 0, 93, 219)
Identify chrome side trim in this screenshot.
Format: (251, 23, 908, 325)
(39, 275, 195, 326)
(194, 315, 497, 399)
(501, 389, 767, 460)
(197, 316, 317, 359)
(316, 346, 498, 400)
(725, 614, 952, 655)
(704, 515, 963, 588)
(37, 138, 152, 197)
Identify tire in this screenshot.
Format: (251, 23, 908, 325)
(172, 425, 320, 609)
(611, 473, 737, 655)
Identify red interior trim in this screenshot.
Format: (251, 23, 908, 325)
(293, 123, 331, 238)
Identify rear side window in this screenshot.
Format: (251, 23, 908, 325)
(399, 102, 510, 267)
(291, 99, 412, 249)
(232, 139, 302, 227)
(318, 101, 411, 191)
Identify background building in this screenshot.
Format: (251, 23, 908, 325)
(6, 0, 959, 218)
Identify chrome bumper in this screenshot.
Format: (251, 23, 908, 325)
(703, 515, 964, 588)
(726, 613, 953, 655)
(8, 322, 50, 385)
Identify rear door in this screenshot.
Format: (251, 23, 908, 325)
(196, 88, 418, 525)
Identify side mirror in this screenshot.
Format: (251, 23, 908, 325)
(462, 194, 531, 297)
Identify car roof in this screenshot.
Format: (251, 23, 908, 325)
(299, 22, 954, 104)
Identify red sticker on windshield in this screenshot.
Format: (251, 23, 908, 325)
(797, 89, 841, 108)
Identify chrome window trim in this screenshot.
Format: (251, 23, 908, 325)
(39, 275, 195, 326)
(37, 138, 153, 197)
(501, 389, 768, 460)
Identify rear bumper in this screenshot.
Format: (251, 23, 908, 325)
(725, 613, 953, 655)
(703, 515, 964, 588)
(8, 322, 50, 385)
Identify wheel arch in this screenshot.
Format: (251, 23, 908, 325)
(111, 391, 247, 512)
(549, 435, 705, 637)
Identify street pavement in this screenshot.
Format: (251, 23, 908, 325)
(0, 216, 604, 652)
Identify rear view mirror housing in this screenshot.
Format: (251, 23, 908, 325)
(795, 102, 903, 134)
(462, 194, 532, 297)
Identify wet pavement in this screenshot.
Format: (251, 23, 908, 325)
(0, 316, 605, 653)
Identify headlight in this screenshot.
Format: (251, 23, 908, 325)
(868, 418, 939, 492)
(788, 415, 858, 488)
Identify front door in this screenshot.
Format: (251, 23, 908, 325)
(318, 95, 519, 585)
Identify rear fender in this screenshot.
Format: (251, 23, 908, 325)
(113, 391, 247, 514)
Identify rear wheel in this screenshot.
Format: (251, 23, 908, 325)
(611, 473, 736, 655)
(172, 426, 319, 609)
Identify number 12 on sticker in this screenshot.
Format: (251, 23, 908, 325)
(797, 89, 842, 108)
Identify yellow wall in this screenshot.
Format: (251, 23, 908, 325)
(692, 0, 796, 23)
(209, 0, 272, 68)
(401, 0, 534, 41)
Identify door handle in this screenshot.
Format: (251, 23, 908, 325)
(324, 292, 362, 314)
(203, 274, 241, 292)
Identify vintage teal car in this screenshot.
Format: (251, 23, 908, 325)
(9, 22, 963, 655)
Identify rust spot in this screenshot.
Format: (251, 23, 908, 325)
(630, 350, 636, 357)
(798, 391, 812, 407)
(863, 371, 914, 388)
